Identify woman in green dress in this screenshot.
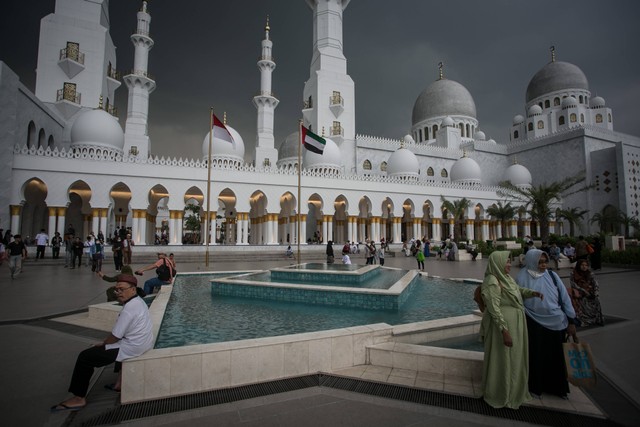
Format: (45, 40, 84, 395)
(480, 251, 543, 409)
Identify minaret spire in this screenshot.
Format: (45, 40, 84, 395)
(550, 45, 556, 62)
(253, 16, 280, 169)
(123, 0, 156, 158)
(438, 62, 444, 80)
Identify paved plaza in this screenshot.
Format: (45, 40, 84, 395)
(1, 250, 639, 426)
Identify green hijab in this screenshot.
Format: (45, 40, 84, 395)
(485, 251, 512, 283)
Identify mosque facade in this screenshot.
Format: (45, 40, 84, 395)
(1, 0, 639, 247)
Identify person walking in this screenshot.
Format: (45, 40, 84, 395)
(112, 236, 123, 271)
(378, 244, 385, 266)
(51, 231, 62, 259)
(83, 236, 94, 267)
(92, 239, 104, 272)
(123, 233, 134, 265)
(7, 234, 28, 279)
(71, 237, 84, 269)
(35, 228, 49, 260)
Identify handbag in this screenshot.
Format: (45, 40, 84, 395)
(562, 336, 597, 387)
(586, 243, 595, 254)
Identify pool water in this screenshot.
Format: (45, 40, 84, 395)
(155, 273, 477, 348)
(236, 268, 407, 290)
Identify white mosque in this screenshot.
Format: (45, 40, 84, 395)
(1, 0, 639, 248)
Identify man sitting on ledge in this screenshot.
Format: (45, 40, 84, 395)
(136, 252, 174, 295)
(50, 274, 153, 412)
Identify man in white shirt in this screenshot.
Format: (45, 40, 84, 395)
(35, 228, 49, 260)
(50, 274, 153, 412)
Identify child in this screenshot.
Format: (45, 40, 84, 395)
(378, 245, 385, 266)
(342, 251, 351, 264)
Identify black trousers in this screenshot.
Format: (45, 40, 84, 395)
(526, 315, 569, 397)
(37, 245, 45, 259)
(69, 345, 119, 397)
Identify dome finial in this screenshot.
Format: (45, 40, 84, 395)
(550, 45, 556, 62)
(438, 61, 444, 80)
(322, 126, 325, 137)
(400, 138, 405, 149)
(141, 0, 148, 13)
(265, 15, 270, 32)
(98, 95, 103, 109)
(512, 155, 519, 165)
(223, 111, 227, 125)
(462, 149, 467, 158)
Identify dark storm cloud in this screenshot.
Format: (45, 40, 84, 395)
(3, 0, 639, 160)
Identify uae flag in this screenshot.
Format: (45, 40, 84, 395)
(212, 113, 235, 145)
(301, 125, 326, 155)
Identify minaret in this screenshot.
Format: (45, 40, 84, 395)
(123, 0, 156, 158)
(253, 17, 280, 169)
(303, 0, 355, 173)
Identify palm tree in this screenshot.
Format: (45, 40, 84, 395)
(486, 201, 515, 237)
(498, 171, 590, 242)
(618, 212, 636, 237)
(590, 206, 619, 234)
(557, 207, 589, 237)
(440, 196, 471, 241)
(183, 204, 202, 244)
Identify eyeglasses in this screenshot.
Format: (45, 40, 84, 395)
(114, 286, 135, 293)
(538, 259, 548, 264)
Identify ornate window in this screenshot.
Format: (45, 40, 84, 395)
(554, 97, 560, 106)
(579, 95, 584, 103)
(596, 114, 603, 123)
(27, 121, 36, 148)
(380, 161, 387, 172)
(418, 129, 423, 142)
(427, 167, 434, 176)
(528, 122, 533, 131)
(608, 113, 612, 123)
(363, 160, 372, 170)
(537, 120, 544, 129)
(514, 130, 519, 139)
(559, 116, 566, 125)
(432, 124, 438, 136)
(580, 113, 585, 123)
(570, 113, 577, 123)
(441, 168, 448, 178)
(544, 100, 550, 108)
(424, 127, 429, 140)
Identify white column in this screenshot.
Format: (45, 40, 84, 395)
(510, 221, 518, 238)
(523, 222, 531, 239)
(300, 215, 307, 244)
(131, 211, 140, 244)
(266, 214, 275, 245)
(176, 214, 183, 245)
(91, 209, 100, 237)
(48, 207, 57, 237)
(432, 220, 441, 242)
(482, 221, 490, 241)
(465, 220, 474, 241)
(57, 207, 66, 235)
(359, 220, 366, 242)
(327, 217, 334, 243)
(549, 221, 555, 235)
(496, 221, 503, 239)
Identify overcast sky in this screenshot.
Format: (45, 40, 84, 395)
(2, 0, 639, 161)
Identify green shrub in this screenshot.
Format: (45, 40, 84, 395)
(601, 246, 640, 265)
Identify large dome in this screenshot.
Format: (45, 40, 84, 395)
(70, 109, 124, 152)
(278, 131, 300, 161)
(202, 125, 245, 161)
(450, 154, 481, 185)
(526, 61, 589, 103)
(386, 147, 419, 179)
(412, 79, 477, 125)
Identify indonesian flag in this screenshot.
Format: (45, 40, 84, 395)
(301, 125, 326, 155)
(212, 113, 235, 145)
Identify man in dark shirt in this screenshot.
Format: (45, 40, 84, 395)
(8, 234, 27, 279)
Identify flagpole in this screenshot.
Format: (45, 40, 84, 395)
(205, 107, 213, 267)
(297, 120, 302, 263)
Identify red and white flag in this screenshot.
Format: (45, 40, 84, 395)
(212, 113, 235, 145)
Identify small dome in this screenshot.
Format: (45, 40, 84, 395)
(442, 116, 455, 127)
(70, 109, 124, 151)
(450, 154, 481, 184)
(561, 96, 577, 108)
(304, 137, 341, 171)
(513, 115, 525, 125)
(591, 96, 606, 108)
(486, 138, 497, 144)
(475, 130, 486, 141)
(386, 146, 419, 179)
(528, 105, 542, 117)
(278, 131, 300, 161)
(503, 162, 532, 187)
(526, 61, 589, 103)
(403, 134, 415, 145)
(202, 124, 245, 161)
(412, 79, 477, 125)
